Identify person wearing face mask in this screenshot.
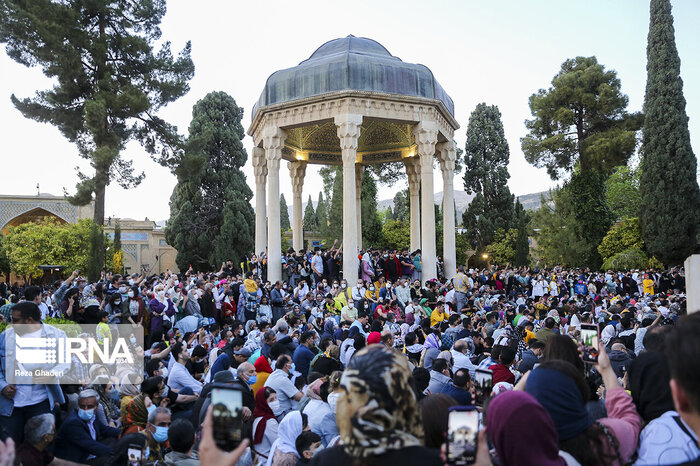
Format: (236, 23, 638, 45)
(233, 362, 257, 420)
(149, 285, 174, 337)
(253, 387, 281, 460)
(141, 406, 172, 463)
(264, 355, 304, 419)
(54, 389, 120, 463)
(125, 286, 145, 328)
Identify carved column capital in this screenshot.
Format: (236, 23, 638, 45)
(252, 147, 267, 183)
(404, 157, 422, 196)
(437, 140, 457, 182)
(288, 161, 307, 194)
(335, 114, 363, 163)
(415, 120, 438, 170)
(262, 125, 287, 160)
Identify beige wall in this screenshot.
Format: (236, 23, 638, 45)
(104, 219, 179, 275)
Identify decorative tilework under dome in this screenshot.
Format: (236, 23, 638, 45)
(253, 35, 454, 118)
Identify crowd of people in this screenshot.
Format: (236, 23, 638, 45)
(0, 246, 697, 466)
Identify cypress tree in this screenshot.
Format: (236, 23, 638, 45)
(640, 0, 700, 264)
(361, 170, 383, 247)
(327, 169, 344, 243)
(514, 200, 531, 266)
(303, 195, 318, 232)
(316, 192, 329, 238)
(462, 103, 515, 249)
(280, 194, 291, 231)
(166, 92, 254, 271)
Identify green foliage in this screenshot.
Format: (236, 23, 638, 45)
(0, 235, 11, 279)
(166, 92, 254, 271)
(602, 248, 650, 271)
(43, 318, 82, 337)
(462, 103, 515, 249)
(384, 207, 394, 222)
(514, 200, 531, 266)
(361, 170, 383, 247)
(0, 0, 194, 224)
(280, 194, 291, 231)
(455, 232, 471, 267)
(605, 165, 642, 220)
(392, 189, 409, 222)
(381, 221, 410, 250)
(529, 190, 590, 267)
(486, 229, 518, 266)
(316, 192, 329, 238)
(326, 168, 344, 244)
(640, 0, 700, 264)
(4, 218, 106, 279)
(598, 217, 644, 263)
(521, 56, 643, 179)
(566, 171, 614, 268)
(303, 195, 317, 232)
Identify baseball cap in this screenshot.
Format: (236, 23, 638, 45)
(234, 348, 252, 357)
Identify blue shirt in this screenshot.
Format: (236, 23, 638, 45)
(293, 344, 316, 377)
(440, 384, 472, 406)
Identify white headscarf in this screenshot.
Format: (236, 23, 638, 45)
(265, 411, 303, 466)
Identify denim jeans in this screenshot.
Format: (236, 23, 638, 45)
(0, 398, 51, 443)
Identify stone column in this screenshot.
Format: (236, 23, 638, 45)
(686, 254, 700, 313)
(289, 161, 306, 251)
(438, 140, 457, 279)
(253, 146, 267, 256)
(335, 114, 363, 285)
(263, 126, 287, 283)
(355, 164, 363, 250)
(404, 157, 421, 252)
(416, 120, 438, 282)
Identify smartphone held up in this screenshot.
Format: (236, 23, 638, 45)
(447, 406, 479, 465)
(210, 384, 244, 451)
(581, 323, 600, 363)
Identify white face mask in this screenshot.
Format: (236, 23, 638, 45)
(128, 279, 135, 286)
(127, 290, 135, 298)
(268, 400, 281, 415)
(348, 303, 354, 308)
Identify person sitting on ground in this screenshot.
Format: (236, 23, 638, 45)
(142, 406, 172, 463)
(311, 345, 441, 465)
(440, 368, 472, 406)
(16, 413, 56, 466)
(164, 418, 198, 466)
(54, 389, 120, 463)
(518, 339, 545, 374)
(295, 431, 322, 465)
(427, 358, 452, 395)
(267, 410, 309, 466)
(489, 346, 516, 385)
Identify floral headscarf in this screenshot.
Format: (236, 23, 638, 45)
(338, 345, 424, 458)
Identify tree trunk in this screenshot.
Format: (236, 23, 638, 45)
(93, 182, 105, 226)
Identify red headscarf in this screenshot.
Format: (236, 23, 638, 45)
(252, 387, 276, 445)
(254, 355, 273, 374)
(367, 331, 382, 345)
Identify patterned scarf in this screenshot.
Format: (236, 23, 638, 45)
(339, 345, 423, 458)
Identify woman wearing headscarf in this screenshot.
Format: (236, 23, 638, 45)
(91, 375, 120, 428)
(525, 345, 642, 466)
(252, 387, 280, 461)
(360, 253, 375, 284)
(252, 356, 273, 394)
(118, 372, 141, 417)
(421, 331, 441, 370)
(485, 390, 575, 465)
(302, 378, 332, 436)
(122, 389, 149, 435)
(629, 351, 700, 465)
(266, 410, 308, 466)
(311, 345, 441, 466)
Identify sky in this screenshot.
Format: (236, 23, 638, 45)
(1, 0, 699, 222)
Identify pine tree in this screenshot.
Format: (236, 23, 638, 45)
(303, 195, 318, 232)
(385, 207, 394, 222)
(462, 103, 515, 250)
(166, 92, 254, 271)
(0, 1, 194, 226)
(280, 194, 291, 231)
(640, 0, 700, 264)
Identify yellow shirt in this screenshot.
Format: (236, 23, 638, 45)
(643, 279, 655, 295)
(430, 309, 447, 328)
